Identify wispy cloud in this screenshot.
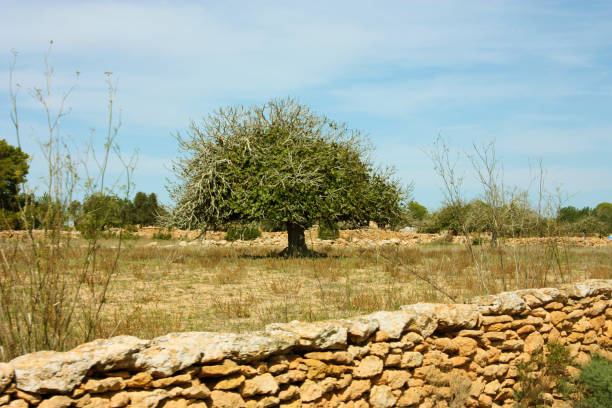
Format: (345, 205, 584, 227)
(1, 0, 611, 207)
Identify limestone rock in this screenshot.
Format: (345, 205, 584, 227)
(0, 363, 14, 393)
(341, 379, 370, 401)
(472, 291, 528, 315)
(125, 372, 153, 388)
(451, 336, 478, 357)
(365, 311, 417, 339)
(210, 390, 246, 408)
(380, 370, 410, 389)
(39, 396, 74, 408)
(300, 379, 323, 402)
(82, 377, 125, 394)
(128, 390, 169, 408)
(134, 332, 222, 376)
(241, 373, 278, 397)
(71, 336, 149, 372)
(8, 400, 29, 408)
(369, 385, 397, 408)
(353, 356, 383, 378)
(200, 360, 240, 377)
(265, 320, 347, 350)
(109, 392, 130, 408)
(214, 374, 245, 390)
(524, 332, 544, 354)
(398, 387, 425, 407)
(181, 383, 211, 399)
(340, 317, 379, 343)
(400, 352, 423, 368)
(10, 350, 94, 394)
(401, 303, 479, 330)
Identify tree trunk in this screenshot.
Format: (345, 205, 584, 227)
(282, 222, 309, 257)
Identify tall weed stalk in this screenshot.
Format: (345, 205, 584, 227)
(0, 43, 136, 361)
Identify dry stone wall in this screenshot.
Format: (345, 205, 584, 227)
(1, 280, 612, 408)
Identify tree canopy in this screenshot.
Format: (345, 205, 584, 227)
(0, 139, 29, 213)
(168, 98, 408, 256)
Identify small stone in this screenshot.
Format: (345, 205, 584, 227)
(484, 380, 501, 395)
(397, 387, 425, 406)
(151, 374, 191, 389)
(300, 379, 323, 402)
(369, 385, 397, 408)
(353, 356, 383, 378)
(126, 372, 153, 389)
(215, 374, 245, 390)
(274, 370, 305, 385)
(400, 352, 423, 368)
(241, 373, 278, 397)
(341, 379, 370, 401)
(369, 343, 390, 358)
(524, 332, 544, 354)
(201, 360, 240, 377)
(452, 337, 478, 357)
(0, 364, 14, 394)
(380, 370, 410, 389)
(550, 311, 567, 326)
(256, 396, 279, 408)
(109, 392, 130, 408)
(127, 390, 168, 408)
(384, 354, 401, 367)
(82, 377, 126, 394)
(516, 325, 536, 336)
(450, 357, 470, 367)
(210, 390, 246, 408)
(161, 399, 190, 408)
(181, 383, 211, 399)
(8, 400, 28, 408)
(39, 396, 75, 408)
(301, 359, 328, 380)
(278, 385, 299, 401)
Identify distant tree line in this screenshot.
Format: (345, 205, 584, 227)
(408, 200, 612, 238)
(69, 191, 167, 236)
(1, 138, 166, 231)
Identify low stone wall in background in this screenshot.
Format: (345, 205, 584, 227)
(1, 280, 611, 408)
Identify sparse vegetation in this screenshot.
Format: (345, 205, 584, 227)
(515, 342, 612, 408)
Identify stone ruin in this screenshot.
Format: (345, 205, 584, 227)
(1, 280, 611, 408)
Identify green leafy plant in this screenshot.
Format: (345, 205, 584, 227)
(167, 98, 409, 257)
(152, 231, 173, 240)
(575, 354, 612, 408)
(514, 342, 575, 407)
(225, 224, 262, 241)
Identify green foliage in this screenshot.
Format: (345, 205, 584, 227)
(152, 231, 172, 240)
(0, 139, 29, 229)
(575, 354, 612, 408)
(515, 342, 574, 407)
(129, 192, 165, 226)
(225, 224, 262, 241)
(76, 193, 125, 238)
(169, 98, 408, 254)
(557, 203, 612, 236)
(408, 201, 428, 221)
(318, 219, 340, 240)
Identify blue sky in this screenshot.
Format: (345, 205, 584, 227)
(1, 0, 611, 210)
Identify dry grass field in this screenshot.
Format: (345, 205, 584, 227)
(1, 227, 611, 360)
(87, 229, 612, 339)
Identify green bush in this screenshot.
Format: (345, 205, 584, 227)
(576, 354, 612, 408)
(225, 224, 261, 241)
(152, 231, 172, 240)
(515, 342, 574, 407)
(318, 220, 339, 240)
